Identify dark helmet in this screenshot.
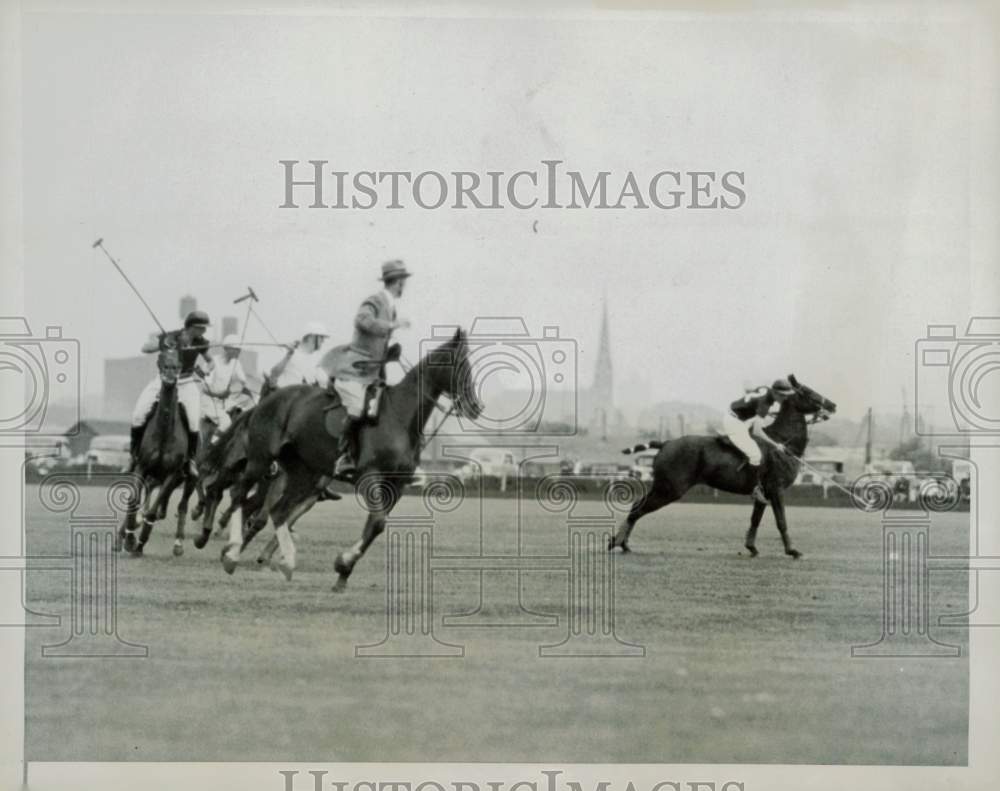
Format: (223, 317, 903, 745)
(184, 310, 210, 328)
(771, 377, 795, 395)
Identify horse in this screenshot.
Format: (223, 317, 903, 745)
(117, 348, 197, 557)
(190, 407, 266, 549)
(220, 328, 482, 588)
(609, 375, 836, 558)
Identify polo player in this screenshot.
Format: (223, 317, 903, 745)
(201, 334, 254, 433)
(130, 310, 213, 477)
(326, 260, 412, 477)
(269, 321, 331, 388)
(722, 377, 794, 504)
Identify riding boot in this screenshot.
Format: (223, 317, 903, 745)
(127, 426, 144, 472)
(333, 418, 360, 479)
(751, 463, 769, 505)
(187, 431, 200, 479)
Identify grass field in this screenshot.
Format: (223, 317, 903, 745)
(24, 484, 969, 764)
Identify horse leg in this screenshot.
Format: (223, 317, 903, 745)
(117, 482, 142, 552)
(245, 477, 282, 560)
(216, 494, 237, 534)
(744, 500, 768, 557)
(173, 475, 196, 556)
(221, 459, 270, 571)
(333, 478, 401, 592)
(266, 468, 319, 581)
(257, 534, 280, 566)
(770, 493, 801, 558)
(134, 481, 164, 555)
(193, 488, 220, 549)
(190, 481, 206, 521)
(608, 487, 676, 552)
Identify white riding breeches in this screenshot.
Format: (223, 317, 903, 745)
(201, 391, 254, 432)
(132, 376, 202, 431)
(723, 411, 762, 465)
(333, 378, 366, 418)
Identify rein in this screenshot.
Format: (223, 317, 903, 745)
(420, 403, 454, 451)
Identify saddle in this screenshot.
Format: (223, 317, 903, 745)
(322, 379, 385, 438)
(714, 431, 767, 472)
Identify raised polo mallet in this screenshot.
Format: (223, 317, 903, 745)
(92, 237, 167, 334)
(234, 287, 258, 305)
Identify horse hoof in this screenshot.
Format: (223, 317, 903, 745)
(123, 532, 137, 553)
(172, 543, 184, 557)
(788, 549, 802, 559)
(745, 545, 759, 557)
(620, 542, 632, 554)
(332, 576, 348, 593)
(193, 533, 208, 550)
(333, 554, 352, 576)
(128, 544, 144, 558)
(221, 545, 239, 574)
(276, 560, 294, 582)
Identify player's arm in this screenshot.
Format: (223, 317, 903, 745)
(269, 341, 298, 381)
(355, 301, 395, 335)
(752, 397, 785, 450)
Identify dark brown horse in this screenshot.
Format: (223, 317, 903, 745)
(191, 407, 265, 549)
(609, 375, 836, 558)
(220, 328, 482, 588)
(117, 348, 197, 556)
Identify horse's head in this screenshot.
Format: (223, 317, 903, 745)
(425, 328, 483, 421)
(157, 347, 181, 386)
(786, 374, 837, 423)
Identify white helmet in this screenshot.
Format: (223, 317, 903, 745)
(222, 334, 241, 348)
(303, 321, 330, 339)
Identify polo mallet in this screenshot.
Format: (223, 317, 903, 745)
(234, 286, 258, 305)
(224, 286, 258, 392)
(92, 238, 167, 335)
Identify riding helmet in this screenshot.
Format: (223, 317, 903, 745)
(184, 310, 211, 328)
(771, 377, 795, 395)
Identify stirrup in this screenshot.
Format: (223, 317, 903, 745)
(333, 457, 356, 476)
(332, 453, 357, 483)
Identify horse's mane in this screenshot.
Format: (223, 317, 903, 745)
(398, 328, 465, 391)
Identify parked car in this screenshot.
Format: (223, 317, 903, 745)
(406, 459, 468, 490)
(457, 450, 518, 484)
(573, 461, 631, 481)
(86, 435, 132, 472)
(628, 450, 658, 482)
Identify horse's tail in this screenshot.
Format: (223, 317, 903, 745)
(622, 441, 664, 455)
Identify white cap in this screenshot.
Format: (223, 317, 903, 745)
(222, 334, 241, 348)
(303, 321, 330, 338)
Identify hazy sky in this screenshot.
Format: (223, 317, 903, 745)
(19, 5, 995, 422)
